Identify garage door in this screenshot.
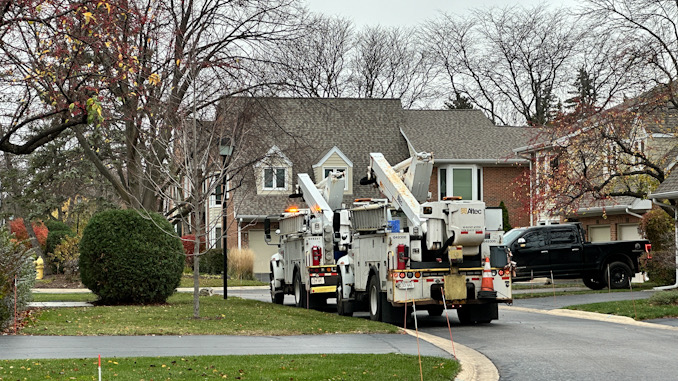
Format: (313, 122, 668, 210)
(618, 224, 642, 241)
(589, 225, 611, 242)
(248, 230, 277, 279)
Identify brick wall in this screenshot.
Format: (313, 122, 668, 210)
(483, 166, 530, 228)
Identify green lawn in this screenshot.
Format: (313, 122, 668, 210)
(178, 275, 266, 288)
(565, 299, 678, 320)
(22, 293, 399, 336)
(513, 282, 659, 299)
(32, 293, 98, 303)
(0, 354, 459, 380)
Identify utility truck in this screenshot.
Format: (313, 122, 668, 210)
(267, 171, 350, 309)
(336, 152, 513, 324)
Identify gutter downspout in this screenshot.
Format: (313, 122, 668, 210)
(625, 207, 644, 219)
(651, 199, 678, 290)
(237, 218, 242, 250)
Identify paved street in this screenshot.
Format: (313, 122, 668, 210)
(226, 286, 678, 381)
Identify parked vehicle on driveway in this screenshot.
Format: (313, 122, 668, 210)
(503, 223, 651, 290)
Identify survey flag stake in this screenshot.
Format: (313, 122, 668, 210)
(98, 354, 101, 381)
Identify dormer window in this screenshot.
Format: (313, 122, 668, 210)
(263, 167, 287, 190)
(255, 146, 292, 194)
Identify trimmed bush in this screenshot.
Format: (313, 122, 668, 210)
(201, 249, 224, 275)
(0, 227, 35, 330)
(44, 220, 71, 233)
(79, 209, 184, 304)
(649, 289, 678, 306)
(639, 208, 676, 285)
(46, 230, 75, 256)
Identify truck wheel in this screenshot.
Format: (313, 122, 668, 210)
(368, 275, 382, 321)
(294, 271, 307, 308)
(605, 262, 632, 289)
(336, 276, 353, 317)
(582, 274, 605, 290)
(270, 267, 284, 304)
(427, 305, 444, 316)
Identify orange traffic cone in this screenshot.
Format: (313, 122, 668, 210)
(478, 257, 497, 299)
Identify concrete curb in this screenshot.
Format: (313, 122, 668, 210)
(404, 329, 499, 381)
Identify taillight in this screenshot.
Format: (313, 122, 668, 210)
(312, 246, 321, 266)
(397, 244, 408, 270)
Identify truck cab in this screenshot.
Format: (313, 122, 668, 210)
(504, 223, 650, 289)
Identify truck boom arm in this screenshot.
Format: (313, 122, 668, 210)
(365, 152, 432, 229)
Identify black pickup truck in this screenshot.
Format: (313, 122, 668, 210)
(503, 223, 651, 289)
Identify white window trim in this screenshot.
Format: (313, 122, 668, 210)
(262, 167, 288, 191)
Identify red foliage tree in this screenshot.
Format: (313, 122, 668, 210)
(180, 234, 206, 267)
(9, 219, 48, 249)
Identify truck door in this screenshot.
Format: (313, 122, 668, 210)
(548, 227, 583, 275)
(512, 230, 550, 278)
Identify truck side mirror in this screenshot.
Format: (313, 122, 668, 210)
(264, 218, 271, 243)
(517, 237, 526, 247)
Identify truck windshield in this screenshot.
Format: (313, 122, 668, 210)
(503, 228, 526, 245)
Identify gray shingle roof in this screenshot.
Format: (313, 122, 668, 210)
(652, 170, 678, 198)
(223, 97, 410, 217)
(401, 110, 534, 162)
(223, 98, 532, 218)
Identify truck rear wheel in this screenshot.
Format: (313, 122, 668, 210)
(605, 261, 632, 289)
(368, 275, 382, 321)
(294, 271, 307, 308)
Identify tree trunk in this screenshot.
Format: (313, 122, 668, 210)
(192, 235, 201, 319)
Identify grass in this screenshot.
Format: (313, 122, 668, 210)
(179, 274, 266, 288)
(22, 293, 400, 336)
(0, 354, 459, 380)
(565, 299, 678, 320)
(32, 293, 98, 303)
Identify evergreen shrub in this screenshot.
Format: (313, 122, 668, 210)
(0, 227, 35, 330)
(79, 209, 184, 304)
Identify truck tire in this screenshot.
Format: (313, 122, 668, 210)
(582, 274, 605, 290)
(294, 271, 307, 308)
(427, 305, 444, 316)
(605, 261, 632, 289)
(270, 267, 284, 304)
(368, 275, 382, 321)
(336, 275, 353, 317)
(457, 304, 497, 324)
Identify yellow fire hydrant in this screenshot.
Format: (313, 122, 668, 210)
(34, 256, 44, 280)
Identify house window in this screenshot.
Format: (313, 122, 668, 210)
(323, 167, 348, 190)
(209, 178, 229, 207)
(263, 167, 286, 190)
(439, 166, 479, 201)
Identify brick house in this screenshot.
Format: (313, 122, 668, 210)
(210, 97, 531, 280)
(514, 88, 678, 242)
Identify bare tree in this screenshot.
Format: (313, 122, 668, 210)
(350, 26, 439, 108)
(67, 0, 304, 212)
(582, 0, 678, 107)
(425, 5, 585, 125)
(270, 14, 353, 97)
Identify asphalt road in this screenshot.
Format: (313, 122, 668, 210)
(232, 287, 678, 381)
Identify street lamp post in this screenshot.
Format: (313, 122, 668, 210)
(219, 139, 233, 300)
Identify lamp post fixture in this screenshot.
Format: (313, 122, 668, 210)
(219, 138, 233, 300)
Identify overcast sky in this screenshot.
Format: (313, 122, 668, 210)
(304, 0, 580, 27)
